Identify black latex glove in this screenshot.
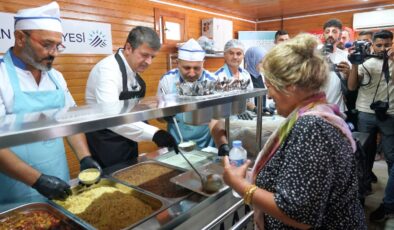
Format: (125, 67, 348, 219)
(237, 112, 253, 120)
(218, 144, 230, 156)
(32, 174, 71, 200)
(152, 130, 179, 153)
(80, 156, 102, 173)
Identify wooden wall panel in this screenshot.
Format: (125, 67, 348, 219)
(257, 6, 394, 37)
(0, 0, 254, 178)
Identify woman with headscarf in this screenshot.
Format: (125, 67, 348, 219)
(244, 47, 273, 114)
(223, 33, 366, 229)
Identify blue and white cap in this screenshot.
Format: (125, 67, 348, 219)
(178, 38, 205, 61)
(14, 2, 62, 33)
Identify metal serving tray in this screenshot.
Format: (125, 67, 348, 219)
(170, 162, 229, 197)
(0, 202, 86, 229)
(111, 160, 192, 201)
(51, 178, 164, 230)
(155, 149, 216, 170)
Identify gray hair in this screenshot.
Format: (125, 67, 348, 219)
(126, 26, 161, 50)
(224, 39, 244, 53)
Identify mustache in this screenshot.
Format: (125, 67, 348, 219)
(41, 55, 55, 62)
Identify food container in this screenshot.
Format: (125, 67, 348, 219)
(78, 168, 101, 185)
(111, 161, 191, 199)
(0, 202, 86, 229)
(52, 178, 163, 230)
(156, 149, 215, 170)
(170, 162, 228, 197)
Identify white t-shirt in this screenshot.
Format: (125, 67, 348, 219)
(0, 51, 75, 117)
(357, 58, 394, 114)
(323, 48, 350, 112)
(85, 50, 158, 142)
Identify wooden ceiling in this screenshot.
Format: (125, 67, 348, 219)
(172, 0, 394, 21)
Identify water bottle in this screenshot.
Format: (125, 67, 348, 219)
(229, 140, 247, 197)
(229, 140, 247, 167)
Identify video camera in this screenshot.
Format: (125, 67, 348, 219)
(348, 41, 373, 65)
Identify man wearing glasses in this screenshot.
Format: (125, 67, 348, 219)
(0, 2, 100, 205)
(157, 39, 217, 149)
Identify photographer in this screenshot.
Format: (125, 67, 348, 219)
(322, 19, 351, 113)
(348, 29, 394, 222)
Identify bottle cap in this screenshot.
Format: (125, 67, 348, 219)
(232, 140, 242, 148)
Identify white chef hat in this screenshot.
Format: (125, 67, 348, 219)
(14, 2, 63, 33)
(224, 39, 245, 53)
(178, 38, 205, 61)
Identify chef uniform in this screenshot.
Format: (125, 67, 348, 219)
(0, 2, 74, 204)
(85, 49, 158, 168)
(157, 39, 216, 149)
(215, 40, 254, 110)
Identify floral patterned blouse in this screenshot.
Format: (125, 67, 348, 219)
(255, 115, 366, 229)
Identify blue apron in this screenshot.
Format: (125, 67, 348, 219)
(167, 73, 214, 149)
(0, 50, 69, 205)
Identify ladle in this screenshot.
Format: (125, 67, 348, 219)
(172, 117, 223, 193)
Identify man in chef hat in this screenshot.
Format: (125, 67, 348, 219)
(0, 2, 100, 205)
(157, 38, 218, 149)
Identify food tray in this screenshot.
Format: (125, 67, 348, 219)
(170, 162, 229, 197)
(156, 149, 215, 170)
(111, 161, 191, 199)
(52, 178, 163, 230)
(0, 202, 86, 229)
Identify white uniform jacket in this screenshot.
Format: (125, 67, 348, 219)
(85, 49, 158, 142)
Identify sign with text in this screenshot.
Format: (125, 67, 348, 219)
(238, 31, 276, 52)
(0, 12, 112, 54)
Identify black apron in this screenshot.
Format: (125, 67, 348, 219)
(86, 49, 146, 168)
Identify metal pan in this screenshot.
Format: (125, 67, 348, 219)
(111, 160, 192, 201)
(170, 162, 229, 197)
(51, 178, 164, 230)
(0, 202, 87, 229)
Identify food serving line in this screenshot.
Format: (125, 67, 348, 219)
(0, 89, 266, 229)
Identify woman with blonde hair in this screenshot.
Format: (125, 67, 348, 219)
(223, 33, 366, 229)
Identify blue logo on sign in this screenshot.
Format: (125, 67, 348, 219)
(88, 30, 107, 48)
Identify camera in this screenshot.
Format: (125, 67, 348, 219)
(348, 41, 372, 65)
(370, 101, 389, 121)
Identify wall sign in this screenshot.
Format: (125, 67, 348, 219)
(0, 12, 113, 54)
(238, 31, 276, 52)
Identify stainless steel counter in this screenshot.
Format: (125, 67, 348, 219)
(0, 89, 266, 148)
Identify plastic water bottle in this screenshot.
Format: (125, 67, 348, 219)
(229, 140, 247, 167)
(229, 140, 247, 197)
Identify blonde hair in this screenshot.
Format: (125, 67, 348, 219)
(261, 33, 328, 93)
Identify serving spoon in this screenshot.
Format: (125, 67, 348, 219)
(172, 117, 223, 194)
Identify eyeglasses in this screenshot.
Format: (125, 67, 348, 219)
(23, 31, 66, 53)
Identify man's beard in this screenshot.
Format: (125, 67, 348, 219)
(21, 40, 55, 71)
(325, 36, 336, 44)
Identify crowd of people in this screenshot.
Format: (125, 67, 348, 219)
(1, 2, 394, 229)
